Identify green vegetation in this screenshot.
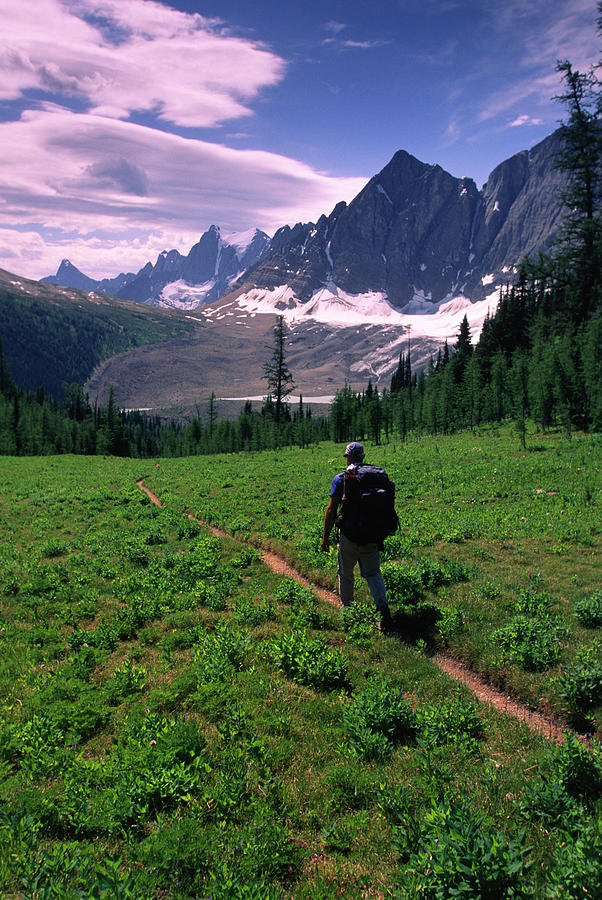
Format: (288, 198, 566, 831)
(0, 429, 599, 897)
(145, 428, 602, 732)
(0, 19, 601, 898)
(0, 272, 199, 398)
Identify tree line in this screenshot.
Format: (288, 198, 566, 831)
(0, 355, 329, 458)
(0, 17, 600, 458)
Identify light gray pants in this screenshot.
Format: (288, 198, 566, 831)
(337, 531, 388, 611)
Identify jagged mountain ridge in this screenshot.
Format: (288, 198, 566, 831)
(43, 227, 271, 309)
(43, 130, 567, 316)
(235, 130, 567, 312)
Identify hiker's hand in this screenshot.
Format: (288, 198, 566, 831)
(320, 538, 330, 553)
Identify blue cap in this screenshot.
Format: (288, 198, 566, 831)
(344, 442, 364, 461)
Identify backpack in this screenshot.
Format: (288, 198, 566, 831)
(338, 464, 399, 547)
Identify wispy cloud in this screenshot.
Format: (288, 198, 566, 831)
(324, 21, 348, 36)
(339, 39, 392, 50)
(322, 18, 389, 51)
(509, 114, 544, 127)
(442, 0, 599, 143)
(0, 0, 368, 278)
(1, 0, 286, 128)
(0, 106, 367, 277)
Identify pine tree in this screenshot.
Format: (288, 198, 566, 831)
(207, 392, 217, 437)
(554, 58, 602, 320)
(263, 316, 295, 424)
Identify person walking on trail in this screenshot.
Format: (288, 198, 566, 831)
(321, 442, 397, 633)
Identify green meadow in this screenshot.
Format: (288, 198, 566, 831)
(1, 426, 601, 898)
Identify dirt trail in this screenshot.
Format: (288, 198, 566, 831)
(136, 478, 569, 743)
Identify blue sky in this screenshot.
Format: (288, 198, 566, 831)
(0, 0, 599, 279)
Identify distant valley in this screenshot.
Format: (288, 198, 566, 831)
(7, 129, 569, 414)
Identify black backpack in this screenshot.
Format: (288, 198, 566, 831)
(338, 464, 399, 547)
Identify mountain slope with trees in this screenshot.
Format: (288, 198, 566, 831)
(0, 269, 202, 398)
(327, 32, 602, 444)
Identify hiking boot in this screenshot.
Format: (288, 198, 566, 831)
(379, 607, 396, 634)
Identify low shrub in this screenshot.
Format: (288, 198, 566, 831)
(551, 733, 602, 799)
(417, 696, 484, 750)
(193, 621, 251, 684)
(559, 659, 602, 712)
(269, 629, 348, 690)
(177, 518, 201, 540)
(342, 677, 417, 759)
(435, 603, 465, 642)
(232, 594, 277, 627)
(105, 659, 146, 704)
(545, 814, 602, 900)
(415, 556, 470, 589)
(40, 538, 67, 558)
(517, 777, 579, 827)
(285, 589, 329, 630)
(514, 586, 553, 618)
(492, 617, 563, 671)
(402, 799, 534, 899)
(340, 598, 379, 645)
(574, 589, 602, 628)
(381, 562, 423, 606)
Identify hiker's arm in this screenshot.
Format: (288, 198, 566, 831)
(321, 496, 340, 551)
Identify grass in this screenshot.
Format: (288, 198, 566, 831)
(144, 426, 602, 731)
(0, 426, 600, 897)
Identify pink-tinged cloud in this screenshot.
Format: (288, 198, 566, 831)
(1, 0, 286, 127)
(0, 107, 367, 278)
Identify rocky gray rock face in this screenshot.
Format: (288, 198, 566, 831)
(477, 131, 567, 276)
(42, 259, 137, 295)
(237, 130, 568, 309)
(42, 259, 99, 292)
(43, 131, 568, 311)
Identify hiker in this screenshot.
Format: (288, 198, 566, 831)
(321, 442, 396, 632)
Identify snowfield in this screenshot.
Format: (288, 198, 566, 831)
(159, 279, 220, 309)
(226, 282, 499, 342)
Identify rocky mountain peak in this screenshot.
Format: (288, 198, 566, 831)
(41, 129, 569, 314)
(235, 129, 569, 310)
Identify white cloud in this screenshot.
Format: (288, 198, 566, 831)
(0, 0, 369, 279)
(340, 39, 392, 50)
(1, 0, 285, 127)
(509, 114, 544, 127)
(0, 107, 367, 278)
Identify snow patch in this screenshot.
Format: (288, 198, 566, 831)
(221, 228, 256, 255)
(481, 273, 495, 286)
(376, 183, 393, 203)
(234, 282, 500, 342)
(159, 279, 216, 309)
(218, 394, 335, 403)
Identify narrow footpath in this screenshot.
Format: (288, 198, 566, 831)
(137, 478, 569, 744)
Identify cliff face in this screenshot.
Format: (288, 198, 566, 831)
(240, 130, 568, 309)
(477, 131, 567, 275)
(43, 130, 568, 311)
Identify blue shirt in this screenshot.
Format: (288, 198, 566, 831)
(330, 472, 346, 500)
